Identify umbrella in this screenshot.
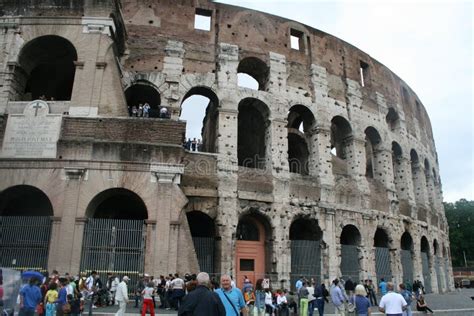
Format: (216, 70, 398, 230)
(21, 271, 44, 281)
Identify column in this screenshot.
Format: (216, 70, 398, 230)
(162, 40, 185, 119)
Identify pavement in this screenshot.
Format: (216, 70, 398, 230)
(90, 288, 474, 315)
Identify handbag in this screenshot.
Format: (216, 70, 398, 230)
(62, 303, 71, 314)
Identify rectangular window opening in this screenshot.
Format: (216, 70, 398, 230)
(240, 259, 255, 271)
(194, 8, 212, 31)
(290, 29, 304, 51)
(360, 60, 369, 87)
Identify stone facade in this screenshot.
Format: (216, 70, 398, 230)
(0, 0, 453, 292)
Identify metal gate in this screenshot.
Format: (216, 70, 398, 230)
(421, 252, 432, 293)
(290, 240, 321, 288)
(401, 250, 413, 284)
(0, 216, 52, 271)
(435, 256, 442, 293)
(80, 219, 146, 289)
(192, 237, 215, 273)
(444, 258, 450, 290)
(341, 245, 359, 283)
(375, 247, 392, 282)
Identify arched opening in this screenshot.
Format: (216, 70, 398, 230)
(86, 188, 147, 220)
(16, 35, 77, 101)
(287, 105, 315, 175)
(386, 107, 400, 131)
(186, 211, 216, 273)
(421, 236, 432, 293)
(180, 87, 219, 153)
(374, 228, 392, 283)
(81, 189, 147, 283)
(235, 212, 272, 288)
(401, 232, 414, 284)
(0, 185, 53, 271)
(289, 217, 322, 286)
(340, 225, 361, 282)
(237, 57, 269, 91)
(330, 116, 352, 174)
(238, 98, 270, 169)
(125, 81, 161, 117)
(364, 126, 382, 179)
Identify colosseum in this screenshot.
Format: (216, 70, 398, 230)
(0, 0, 452, 292)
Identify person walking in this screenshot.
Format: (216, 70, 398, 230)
(330, 279, 346, 316)
(378, 282, 407, 316)
(141, 282, 155, 316)
(379, 279, 388, 296)
(399, 284, 413, 316)
(178, 272, 225, 316)
(349, 284, 371, 316)
(215, 274, 248, 316)
(19, 278, 42, 316)
(367, 280, 377, 306)
(115, 276, 129, 316)
(314, 283, 328, 316)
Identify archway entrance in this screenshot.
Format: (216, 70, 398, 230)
(235, 214, 269, 288)
(340, 225, 361, 282)
(17, 35, 77, 101)
(125, 81, 161, 117)
(401, 232, 414, 284)
(186, 211, 216, 274)
(0, 185, 53, 271)
(374, 228, 392, 283)
(80, 188, 147, 285)
(421, 236, 432, 293)
(290, 218, 322, 287)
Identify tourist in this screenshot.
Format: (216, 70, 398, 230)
(378, 282, 407, 316)
(141, 282, 155, 316)
(115, 276, 129, 316)
(349, 284, 371, 316)
(314, 283, 328, 316)
(44, 282, 58, 316)
(170, 273, 185, 311)
(379, 278, 388, 296)
(253, 279, 266, 316)
(416, 294, 433, 314)
(19, 277, 42, 316)
(399, 283, 413, 316)
(330, 279, 346, 316)
(367, 280, 377, 306)
(160, 106, 168, 118)
(143, 103, 150, 118)
(215, 275, 248, 316)
(178, 272, 225, 316)
(298, 281, 309, 316)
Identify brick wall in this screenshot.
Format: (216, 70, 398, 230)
(60, 117, 186, 146)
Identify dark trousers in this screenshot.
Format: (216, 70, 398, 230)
(368, 290, 377, 305)
(315, 298, 325, 316)
(18, 308, 35, 316)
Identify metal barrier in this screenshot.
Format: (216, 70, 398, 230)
(421, 252, 432, 293)
(0, 216, 52, 272)
(192, 237, 215, 274)
(401, 249, 414, 284)
(341, 244, 360, 282)
(290, 240, 322, 289)
(375, 246, 392, 282)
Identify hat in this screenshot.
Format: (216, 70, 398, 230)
(123, 276, 130, 282)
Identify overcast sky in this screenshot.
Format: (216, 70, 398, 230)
(182, 0, 473, 203)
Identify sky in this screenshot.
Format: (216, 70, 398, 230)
(181, 0, 473, 203)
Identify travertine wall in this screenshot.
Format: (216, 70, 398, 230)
(0, 0, 452, 292)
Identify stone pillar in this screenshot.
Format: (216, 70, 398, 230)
(346, 135, 370, 197)
(47, 216, 63, 271)
(144, 220, 157, 275)
(217, 43, 238, 88)
(270, 117, 289, 174)
(321, 209, 338, 281)
(398, 155, 417, 217)
(162, 40, 185, 119)
(268, 52, 286, 93)
(412, 238, 423, 286)
(390, 247, 402, 285)
(411, 160, 429, 211)
(70, 217, 87, 274)
(310, 125, 334, 203)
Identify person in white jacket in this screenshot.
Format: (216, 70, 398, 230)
(115, 276, 130, 316)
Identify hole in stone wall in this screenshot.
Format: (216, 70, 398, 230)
(180, 87, 219, 153)
(290, 28, 304, 50)
(330, 116, 352, 160)
(0, 185, 53, 216)
(340, 225, 361, 246)
(237, 57, 269, 91)
(386, 107, 400, 131)
(194, 8, 212, 31)
(360, 60, 369, 87)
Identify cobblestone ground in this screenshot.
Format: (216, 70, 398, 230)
(94, 288, 474, 315)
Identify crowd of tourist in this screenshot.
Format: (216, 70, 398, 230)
(11, 269, 436, 316)
(127, 103, 170, 118)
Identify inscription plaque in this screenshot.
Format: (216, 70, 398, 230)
(1, 100, 62, 158)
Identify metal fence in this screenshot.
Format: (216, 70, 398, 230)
(0, 216, 52, 272)
(290, 240, 321, 289)
(80, 218, 146, 292)
(401, 250, 413, 284)
(340, 245, 360, 283)
(192, 237, 215, 274)
(375, 247, 392, 282)
(421, 252, 432, 293)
